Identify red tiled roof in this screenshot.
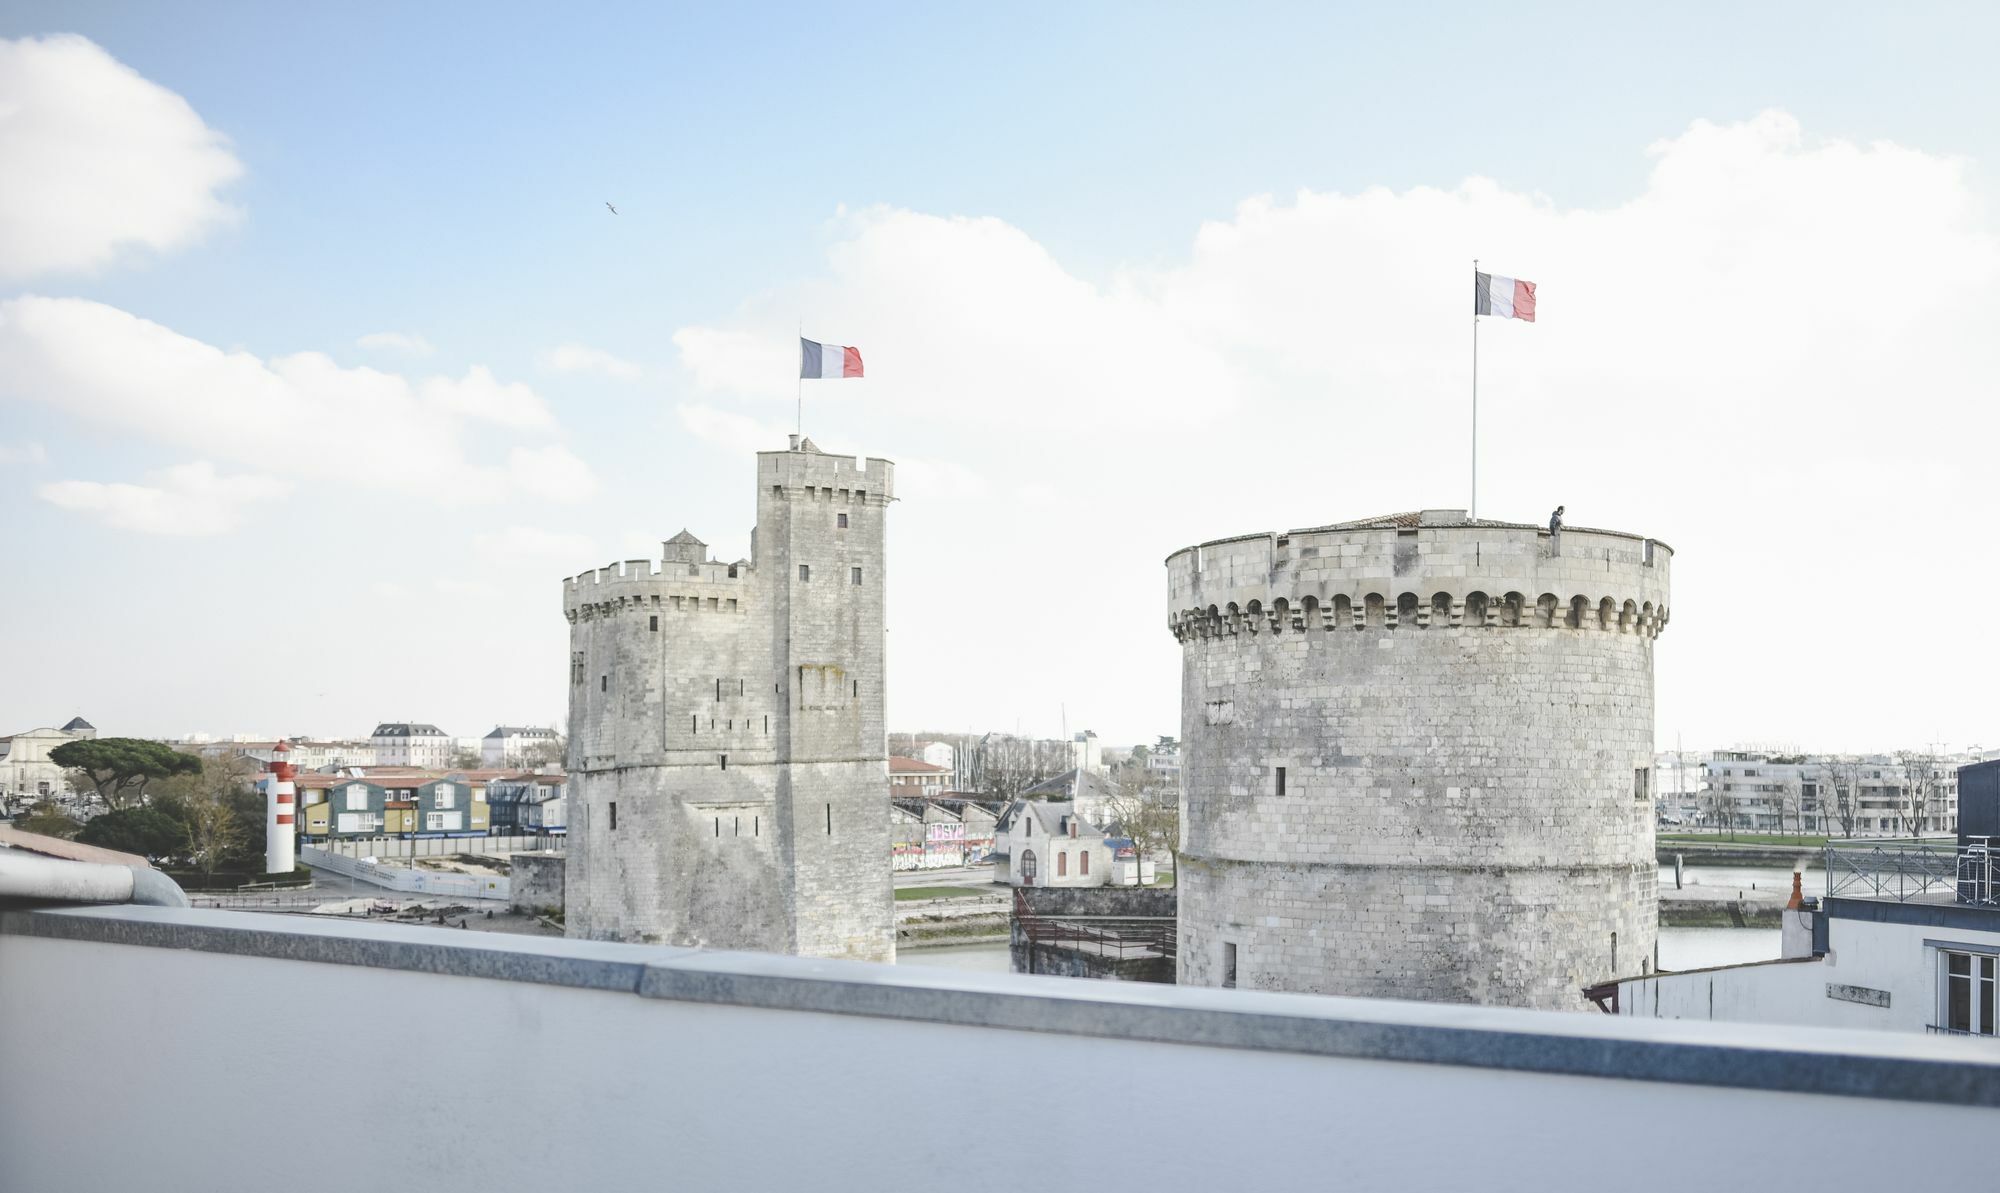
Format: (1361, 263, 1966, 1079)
(889, 756, 948, 774)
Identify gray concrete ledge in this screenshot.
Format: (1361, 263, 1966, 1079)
(9, 904, 2000, 1106)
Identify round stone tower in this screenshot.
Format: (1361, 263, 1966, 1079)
(1165, 510, 1671, 1009)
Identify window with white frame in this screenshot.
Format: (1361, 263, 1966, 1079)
(345, 784, 369, 811)
(435, 783, 454, 809)
(426, 812, 445, 831)
(1942, 950, 1997, 1035)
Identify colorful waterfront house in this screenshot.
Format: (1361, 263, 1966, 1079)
(382, 799, 419, 835)
(324, 779, 387, 837)
(443, 770, 521, 832)
(292, 774, 341, 839)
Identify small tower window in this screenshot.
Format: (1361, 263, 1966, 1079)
(609, 802, 617, 831)
(1223, 943, 1238, 988)
(600, 675, 607, 692)
(720, 754, 728, 770)
(799, 564, 811, 582)
(649, 615, 658, 631)
(851, 567, 863, 585)
(1275, 766, 1287, 796)
(837, 513, 848, 528)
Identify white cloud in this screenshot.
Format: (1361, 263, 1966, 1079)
(422, 365, 554, 430)
(0, 440, 46, 464)
(473, 525, 597, 568)
(0, 295, 595, 508)
(547, 342, 642, 380)
(507, 443, 600, 502)
(0, 34, 243, 281)
(670, 111, 2000, 750)
(676, 402, 783, 456)
(37, 461, 287, 535)
(357, 331, 434, 356)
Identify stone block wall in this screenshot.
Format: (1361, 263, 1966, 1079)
(509, 852, 567, 916)
(1166, 514, 1670, 1009)
(562, 440, 893, 959)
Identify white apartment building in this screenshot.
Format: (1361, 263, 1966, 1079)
(0, 718, 94, 807)
(920, 740, 956, 773)
(1702, 752, 1961, 836)
(370, 723, 453, 768)
(481, 726, 559, 768)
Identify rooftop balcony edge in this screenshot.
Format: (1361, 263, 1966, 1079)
(6, 904, 1998, 1107)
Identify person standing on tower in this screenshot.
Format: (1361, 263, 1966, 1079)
(1549, 505, 1564, 536)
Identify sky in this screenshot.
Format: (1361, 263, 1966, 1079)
(1, 2, 1997, 753)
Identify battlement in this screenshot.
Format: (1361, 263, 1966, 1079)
(757, 438, 894, 503)
(1165, 516, 1671, 642)
(562, 554, 755, 618)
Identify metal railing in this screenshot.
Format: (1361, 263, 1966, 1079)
(1926, 1024, 2000, 1039)
(1012, 891, 1177, 961)
(1823, 839, 1959, 902)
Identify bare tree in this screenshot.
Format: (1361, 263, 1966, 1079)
(520, 729, 567, 771)
(1895, 750, 1942, 838)
(1819, 758, 1864, 839)
(183, 788, 247, 885)
(1103, 772, 1180, 884)
(969, 734, 1071, 800)
(1776, 773, 1803, 838)
(1701, 764, 1737, 837)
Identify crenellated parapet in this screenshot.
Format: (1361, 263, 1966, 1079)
(562, 555, 757, 623)
(1165, 510, 1670, 643)
(757, 437, 894, 505)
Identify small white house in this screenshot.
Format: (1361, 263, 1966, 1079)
(992, 800, 1112, 888)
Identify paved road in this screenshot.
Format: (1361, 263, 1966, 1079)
(893, 865, 1000, 890)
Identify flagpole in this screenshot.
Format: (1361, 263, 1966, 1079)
(1471, 258, 1479, 520)
(796, 318, 803, 438)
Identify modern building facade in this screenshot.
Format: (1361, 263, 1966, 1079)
(1166, 510, 1671, 1008)
(1701, 752, 1960, 836)
(561, 437, 894, 960)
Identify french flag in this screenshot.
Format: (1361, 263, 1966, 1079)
(800, 337, 864, 379)
(1474, 271, 1537, 322)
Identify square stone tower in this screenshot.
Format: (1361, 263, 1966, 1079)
(562, 436, 894, 960)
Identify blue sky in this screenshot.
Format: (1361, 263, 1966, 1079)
(2, 3, 1997, 749)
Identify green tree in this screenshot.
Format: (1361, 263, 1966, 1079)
(17, 801, 83, 840)
(49, 738, 200, 812)
(76, 808, 192, 860)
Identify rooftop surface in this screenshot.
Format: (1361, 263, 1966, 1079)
(4, 903, 1997, 1107)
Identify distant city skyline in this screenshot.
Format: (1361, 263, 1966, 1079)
(2, 6, 1997, 750)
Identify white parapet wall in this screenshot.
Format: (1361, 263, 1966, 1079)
(3, 905, 1999, 1193)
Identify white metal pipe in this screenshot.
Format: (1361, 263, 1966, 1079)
(0, 852, 189, 907)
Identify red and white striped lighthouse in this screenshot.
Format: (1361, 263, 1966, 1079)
(262, 740, 297, 874)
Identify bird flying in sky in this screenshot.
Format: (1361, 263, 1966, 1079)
(605, 202, 618, 215)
